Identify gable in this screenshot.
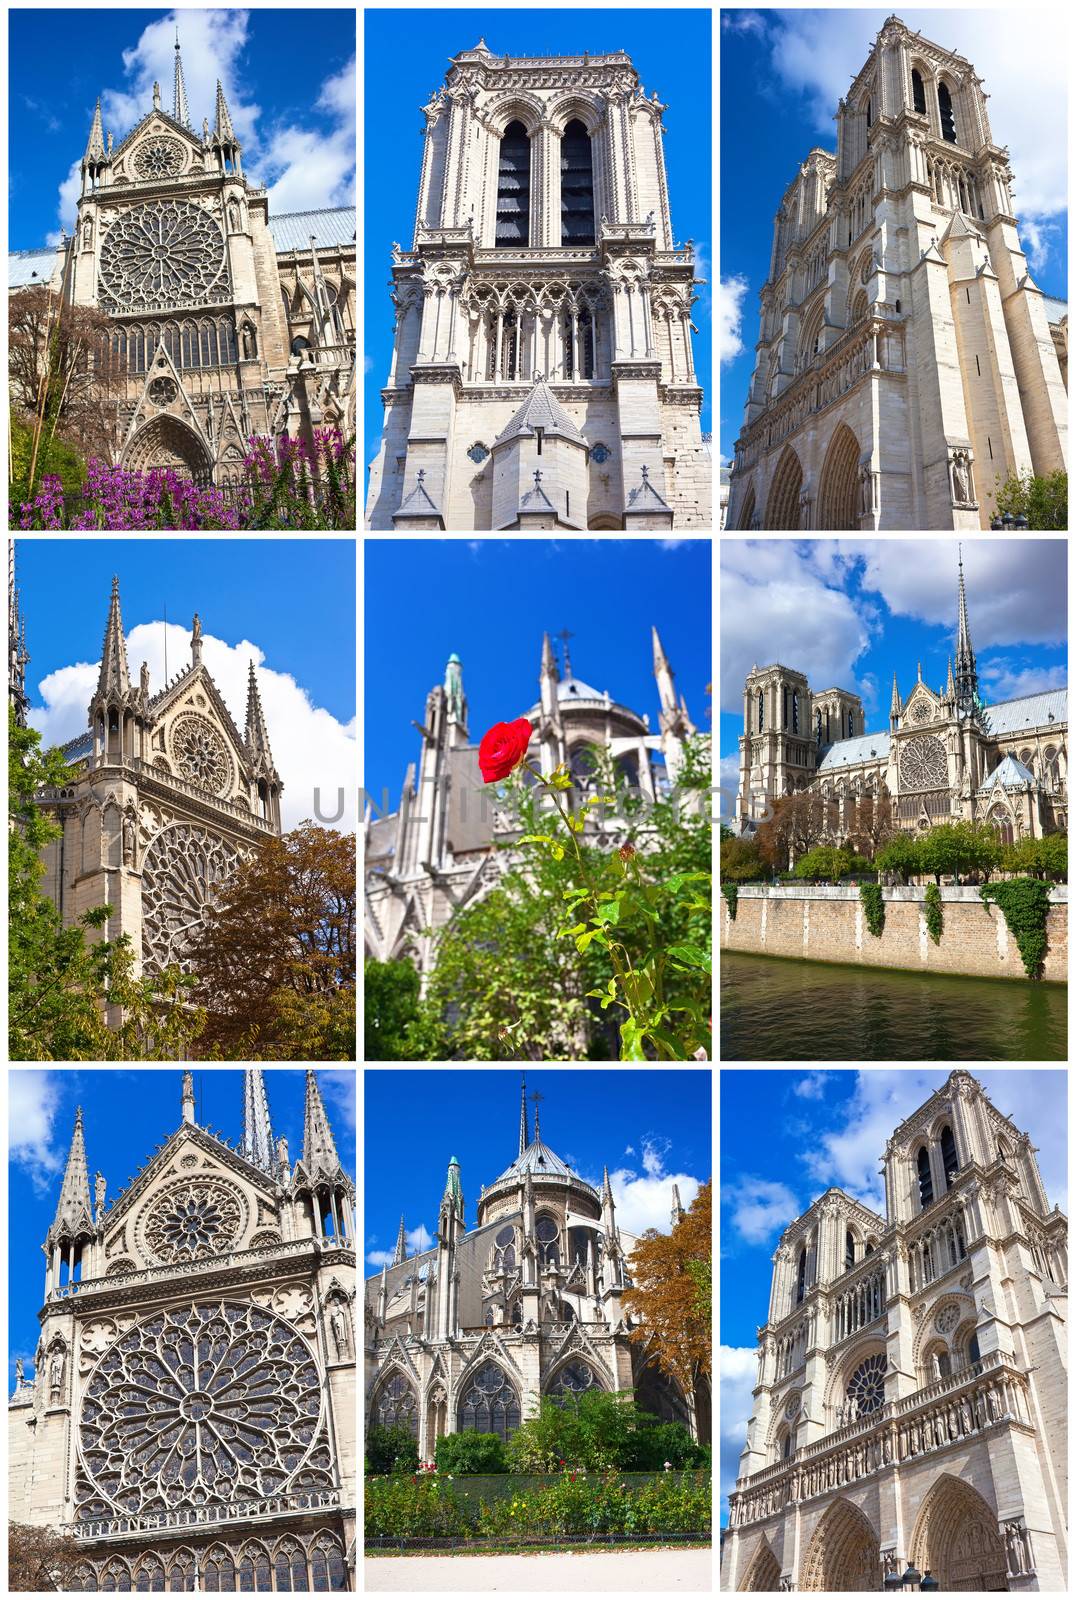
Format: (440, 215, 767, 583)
(145, 667, 251, 801)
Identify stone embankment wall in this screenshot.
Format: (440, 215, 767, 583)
(721, 885, 1067, 983)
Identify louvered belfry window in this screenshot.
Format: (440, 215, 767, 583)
(496, 121, 530, 246)
(561, 120, 595, 244)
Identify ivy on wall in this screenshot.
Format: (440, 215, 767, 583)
(859, 883, 885, 937)
(923, 883, 944, 945)
(722, 883, 738, 921)
(979, 879, 1054, 979)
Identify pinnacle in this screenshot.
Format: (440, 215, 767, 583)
(84, 98, 106, 163)
(241, 1068, 275, 1174)
(51, 1106, 93, 1239)
(302, 1069, 341, 1178)
(94, 574, 131, 701)
(215, 79, 236, 143)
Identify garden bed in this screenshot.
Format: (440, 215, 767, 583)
(366, 1531, 710, 1553)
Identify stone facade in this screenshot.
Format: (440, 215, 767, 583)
(721, 885, 1068, 984)
(8, 1070, 356, 1591)
(364, 629, 698, 980)
(364, 1079, 696, 1463)
(722, 1070, 1067, 1591)
(366, 39, 710, 529)
(727, 15, 1067, 531)
(736, 556, 1068, 843)
(8, 41, 354, 484)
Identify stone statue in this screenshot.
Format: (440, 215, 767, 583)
(49, 1349, 65, 1401)
(95, 1172, 107, 1220)
(140, 660, 150, 699)
(15, 1357, 24, 1387)
(191, 612, 202, 642)
(330, 1304, 350, 1361)
(951, 451, 971, 503)
(1005, 1522, 1026, 1575)
(229, 200, 240, 233)
(122, 807, 136, 867)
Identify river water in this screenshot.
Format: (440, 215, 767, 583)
(721, 952, 1067, 1061)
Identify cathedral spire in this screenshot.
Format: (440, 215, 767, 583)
(245, 660, 274, 760)
(946, 654, 955, 698)
(443, 1156, 464, 1221)
(173, 28, 191, 128)
(954, 544, 979, 711)
(302, 1069, 340, 1176)
(52, 1108, 93, 1238)
(392, 1213, 408, 1266)
(653, 625, 677, 712)
(214, 79, 236, 143)
(518, 1075, 528, 1157)
(890, 671, 901, 718)
(671, 1182, 685, 1230)
(84, 97, 106, 163)
(181, 1070, 195, 1126)
(96, 576, 130, 699)
(242, 1069, 275, 1173)
(444, 652, 466, 730)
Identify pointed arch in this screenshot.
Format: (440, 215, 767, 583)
(544, 1353, 608, 1396)
(763, 444, 803, 530)
(801, 1497, 880, 1591)
(736, 482, 757, 530)
(740, 1535, 782, 1591)
(123, 414, 212, 483)
(818, 423, 861, 531)
(496, 120, 531, 246)
(909, 1473, 1008, 1590)
(456, 1357, 521, 1441)
(370, 1365, 419, 1437)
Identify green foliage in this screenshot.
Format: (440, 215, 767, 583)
(795, 845, 855, 883)
(505, 1390, 703, 1474)
(980, 878, 1054, 978)
(720, 836, 766, 882)
(365, 1473, 473, 1537)
(917, 821, 1001, 884)
(993, 469, 1067, 531)
(630, 1421, 709, 1472)
(999, 833, 1068, 882)
(364, 957, 421, 1060)
(365, 1424, 420, 1476)
(923, 883, 944, 945)
(9, 412, 87, 502)
(434, 1432, 507, 1475)
(8, 709, 204, 1060)
(860, 882, 885, 937)
(874, 832, 922, 883)
(721, 882, 738, 921)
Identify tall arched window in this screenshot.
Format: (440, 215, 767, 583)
(496, 121, 530, 246)
(458, 1361, 521, 1441)
(848, 710, 854, 738)
(374, 1370, 418, 1437)
(917, 1146, 933, 1208)
(536, 1214, 560, 1266)
(912, 70, 927, 114)
(816, 707, 823, 745)
(968, 1331, 980, 1366)
(758, 689, 764, 732)
(941, 1124, 959, 1187)
(796, 1246, 807, 1303)
(793, 689, 800, 733)
(938, 82, 957, 143)
(845, 1230, 856, 1270)
(561, 119, 595, 245)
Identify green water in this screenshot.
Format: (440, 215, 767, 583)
(721, 951, 1066, 1061)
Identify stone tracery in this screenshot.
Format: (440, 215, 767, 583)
(142, 1177, 245, 1264)
(98, 200, 231, 313)
(140, 824, 241, 976)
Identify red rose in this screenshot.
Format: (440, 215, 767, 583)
(479, 717, 532, 783)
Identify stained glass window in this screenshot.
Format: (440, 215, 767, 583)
(536, 1214, 560, 1267)
(458, 1361, 520, 1442)
(846, 1353, 886, 1416)
(374, 1371, 418, 1437)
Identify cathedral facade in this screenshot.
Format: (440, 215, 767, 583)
(736, 556, 1068, 842)
(17, 571, 284, 998)
(727, 16, 1067, 531)
(364, 628, 697, 976)
(365, 1078, 695, 1463)
(9, 1069, 357, 1590)
(722, 1071, 1067, 1591)
(365, 40, 710, 530)
(8, 38, 355, 485)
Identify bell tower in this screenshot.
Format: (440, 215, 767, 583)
(737, 664, 815, 823)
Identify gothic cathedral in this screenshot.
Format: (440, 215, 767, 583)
(727, 15, 1068, 530)
(8, 36, 355, 485)
(365, 40, 711, 530)
(365, 1078, 696, 1462)
(8, 1070, 357, 1590)
(723, 1071, 1067, 1592)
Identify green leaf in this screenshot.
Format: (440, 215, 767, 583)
(575, 930, 601, 953)
(667, 943, 712, 972)
(619, 1020, 648, 1060)
(593, 900, 621, 927)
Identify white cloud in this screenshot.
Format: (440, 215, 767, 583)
(263, 55, 356, 213)
(1020, 218, 1053, 274)
(793, 1072, 828, 1100)
(978, 658, 1067, 702)
(9, 1071, 66, 1194)
(718, 1344, 758, 1517)
(719, 752, 740, 822)
(584, 1137, 703, 1236)
(723, 1176, 799, 1245)
(366, 1220, 433, 1268)
(721, 13, 767, 38)
(717, 275, 749, 365)
(29, 620, 356, 833)
(853, 540, 1067, 649)
(319, 1069, 357, 1142)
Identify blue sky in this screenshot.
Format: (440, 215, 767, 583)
(9, 7, 356, 249)
(364, 539, 711, 805)
(719, 539, 1067, 819)
(364, 1067, 711, 1270)
(8, 1068, 356, 1385)
(15, 539, 357, 832)
(718, 1066, 1067, 1525)
(719, 9, 1069, 466)
(364, 7, 713, 473)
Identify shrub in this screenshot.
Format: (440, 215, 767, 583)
(795, 845, 855, 883)
(628, 1420, 708, 1471)
(434, 1431, 507, 1475)
(721, 882, 738, 921)
(980, 879, 1054, 979)
(923, 883, 943, 945)
(365, 1473, 475, 1538)
(720, 836, 766, 882)
(365, 1423, 419, 1476)
(507, 1391, 657, 1473)
(860, 882, 885, 937)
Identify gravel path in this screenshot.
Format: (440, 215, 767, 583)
(364, 1547, 712, 1591)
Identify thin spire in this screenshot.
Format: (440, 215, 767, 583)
(214, 79, 236, 143)
(51, 1108, 93, 1239)
(173, 28, 191, 128)
(531, 1090, 543, 1143)
(890, 671, 901, 717)
(946, 654, 955, 697)
(954, 543, 979, 710)
(652, 624, 672, 676)
(392, 1213, 408, 1266)
(671, 1182, 685, 1230)
(84, 97, 106, 163)
(302, 1069, 341, 1176)
(181, 1070, 195, 1126)
(95, 576, 130, 700)
(518, 1075, 528, 1157)
(245, 660, 274, 757)
(443, 1156, 464, 1221)
(242, 1069, 275, 1173)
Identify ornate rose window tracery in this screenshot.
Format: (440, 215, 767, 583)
(77, 1301, 326, 1517)
(134, 137, 186, 180)
(143, 1178, 244, 1264)
(141, 824, 240, 976)
(170, 713, 232, 794)
(98, 200, 231, 313)
(846, 1352, 887, 1417)
(899, 733, 948, 791)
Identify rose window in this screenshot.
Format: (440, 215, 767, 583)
(77, 1301, 323, 1516)
(550, 1360, 599, 1396)
(148, 376, 177, 406)
(171, 714, 231, 794)
(98, 200, 230, 313)
(846, 1353, 887, 1417)
(134, 137, 186, 180)
(143, 1179, 244, 1264)
(899, 734, 948, 791)
(141, 825, 240, 976)
(911, 700, 932, 723)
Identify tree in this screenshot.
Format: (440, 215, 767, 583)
(9, 286, 124, 489)
(364, 957, 421, 1060)
(850, 789, 894, 858)
(365, 1423, 419, 1476)
(916, 820, 1000, 885)
(623, 1181, 711, 1441)
(795, 844, 855, 883)
(9, 709, 203, 1061)
(755, 789, 823, 869)
(1000, 833, 1068, 882)
(8, 1522, 85, 1592)
(874, 831, 922, 884)
(188, 822, 355, 1059)
(993, 469, 1067, 531)
(720, 835, 766, 882)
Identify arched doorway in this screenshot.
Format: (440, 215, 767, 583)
(802, 1498, 880, 1591)
(818, 423, 861, 530)
(736, 483, 756, 530)
(909, 1474, 1008, 1590)
(740, 1536, 781, 1591)
(763, 445, 803, 530)
(124, 415, 213, 484)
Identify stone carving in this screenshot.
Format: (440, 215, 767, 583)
(141, 824, 239, 975)
(330, 1303, 352, 1361)
(899, 733, 948, 791)
(143, 1176, 245, 1264)
(134, 137, 185, 180)
(170, 713, 231, 794)
(784, 1390, 802, 1420)
(95, 1172, 107, 1220)
(950, 449, 974, 504)
(98, 200, 230, 314)
(49, 1346, 66, 1402)
(148, 376, 177, 406)
(935, 1302, 960, 1334)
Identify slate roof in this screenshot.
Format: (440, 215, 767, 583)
(1043, 295, 1068, 327)
(267, 207, 356, 253)
(9, 247, 61, 288)
(494, 376, 585, 446)
(981, 689, 1067, 735)
(487, 1138, 598, 1193)
(817, 731, 891, 771)
(980, 754, 1037, 791)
